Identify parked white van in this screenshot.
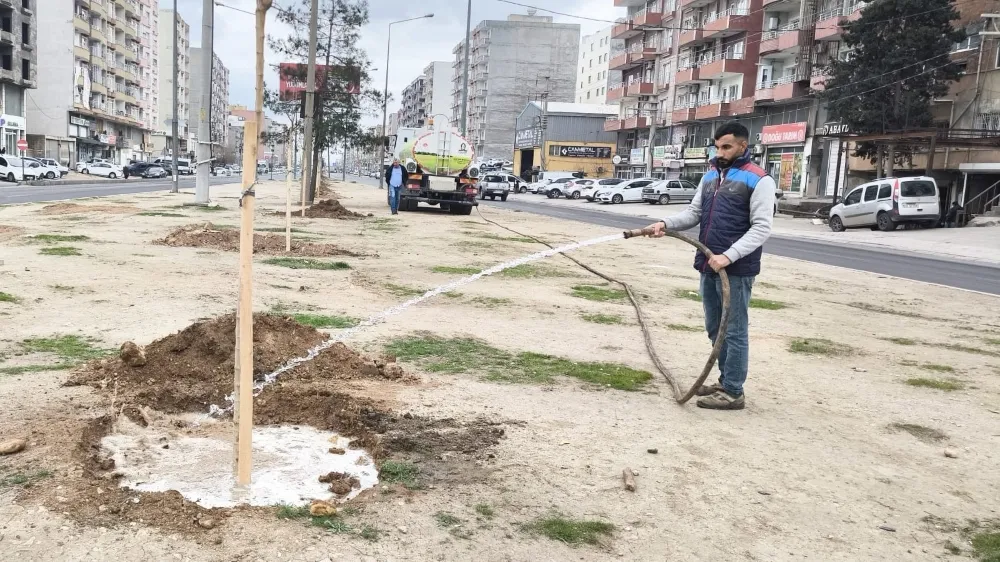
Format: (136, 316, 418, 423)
(829, 176, 940, 232)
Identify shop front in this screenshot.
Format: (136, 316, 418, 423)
(682, 147, 712, 180)
(513, 126, 542, 181)
(544, 143, 613, 178)
(612, 153, 631, 178)
(629, 147, 647, 178)
(760, 122, 808, 196)
(1, 114, 26, 156)
(651, 145, 684, 180)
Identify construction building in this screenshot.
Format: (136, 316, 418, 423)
(422, 61, 451, 123)
(576, 27, 622, 105)
(450, 12, 581, 160)
(28, 0, 150, 165)
(189, 48, 230, 156)
(0, 0, 35, 157)
(151, 8, 190, 157)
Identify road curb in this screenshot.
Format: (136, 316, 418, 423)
(18, 179, 147, 187)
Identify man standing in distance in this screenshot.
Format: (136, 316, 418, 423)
(384, 157, 408, 215)
(646, 122, 775, 410)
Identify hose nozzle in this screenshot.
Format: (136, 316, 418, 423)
(623, 226, 656, 239)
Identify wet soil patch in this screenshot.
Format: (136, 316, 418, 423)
(273, 199, 368, 219)
(154, 224, 363, 256)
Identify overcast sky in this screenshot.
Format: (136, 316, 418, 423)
(164, 0, 619, 125)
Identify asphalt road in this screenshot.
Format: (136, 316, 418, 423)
(0, 176, 241, 205)
(5, 172, 998, 295)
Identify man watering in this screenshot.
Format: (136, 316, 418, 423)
(646, 122, 775, 411)
(384, 158, 407, 215)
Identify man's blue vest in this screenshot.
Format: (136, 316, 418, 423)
(695, 150, 767, 277)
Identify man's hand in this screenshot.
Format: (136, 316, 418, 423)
(707, 254, 731, 272)
(646, 221, 667, 238)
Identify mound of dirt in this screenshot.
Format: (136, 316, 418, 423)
(69, 313, 412, 415)
(274, 199, 367, 219)
(39, 203, 138, 215)
(155, 223, 362, 256)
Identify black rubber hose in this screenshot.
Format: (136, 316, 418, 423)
(475, 208, 730, 404)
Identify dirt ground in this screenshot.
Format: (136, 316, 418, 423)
(1, 179, 999, 561)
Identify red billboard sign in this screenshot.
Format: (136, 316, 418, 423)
(759, 122, 808, 145)
(278, 63, 361, 101)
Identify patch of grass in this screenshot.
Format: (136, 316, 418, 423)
(21, 335, 109, 362)
(789, 338, 846, 356)
(443, 291, 463, 298)
(944, 540, 962, 555)
(844, 301, 941, 320)
(28, 234, 90, 243)
(673, 288, 702, 302)
(276, 504, 311, 519)
(0, 291, 19, 303)
(386, 335, 653, 391)
(466, 231, 536, 244)
(757, 281, 780, 289)
(431, 265, 482, 275)
(139, 211, 188, 217)
(470, 296, 512, 308)
(499, 264, 564, 278)
(0, 363, 74, 376)
(262, 258, 351, 270)
(883, 337, 918, 346)
(666, 323, 701, 332)
(888, 422, 949, 443)
(385, 283, 426, 298)
(0, 469, 53, 488)
(255, 227, 312, 233)
(521, 515, 615, 546)
(572, 285, 626, 302)
(39, 246, 82, 256)
(282, 313, 359, 329)
(359, 525, 380, 541)
(581, 313, 625, 325)
(49, 284, 76, 292)
(900, 361, 955, 373)
(313, 518, 352, 533)
(750, 298, 787, 310)
(189, 205, 226, 212)
(972, 531, 1000, 561)
(435, 512, 463, 527)
(939, 343, 1000, 358)
(984, 338, 1000, 346)
(905, 378, 964, 391)
(380, 460, 420, 489)
(475, 504, 495, 519)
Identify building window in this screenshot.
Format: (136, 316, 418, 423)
(20, 22, 27, 45)
(975, 112, 1000, 131)
(21, 58, 29, 81)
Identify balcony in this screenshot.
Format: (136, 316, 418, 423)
(607, 83, 626, 102)
(604, 118, 623, 132)
(672, 102, 697, 122)
(613, 0, 646, 6)
(74, 45, 91, 60)
(756, 73, 810, 102)
(810, 67, 830, 91)
(814, 3, 862, 41)
(633, 8, 662, 29)
(678, 22, 703, 46)
(698, 52, 754, 80)
(626, 81, 654, 97)
(74, 14, 90, 33)
(611, 19, 640, 40)
(609, 47, 657, 71)
(703, 7, 753, 39)
(681, 0, 715, 8)
(759, 22, 807, 54)
(675, 63, 700, 84)
(623, 115, 650, 129)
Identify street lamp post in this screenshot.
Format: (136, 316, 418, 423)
(378, 14, 434, 188)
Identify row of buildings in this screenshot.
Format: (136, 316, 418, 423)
(389, 5, 999, 206)
(18, 2, 231, 167)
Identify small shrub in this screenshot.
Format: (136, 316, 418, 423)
(789, 338, 845, 356)
(905, 378, 964, 391)
(581, 313, 625, 325)
(380, 460, 420, 489)
(521, 515, 615, 545)
(475, 504, 495, 519)
(39, 246, 82, 256)
(0, 292, 19, 303)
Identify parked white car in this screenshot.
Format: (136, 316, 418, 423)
(641, 179, 700, 205)
(596, 178, 656, 204)
(562, 178, 625, 200)
(24, 157, 61, 180)
(40, 158, 70, 177)
(542, 177, 576, 198)
(84, 161, 124, 178)
(829, 176, 941, 232)
(77, 158, 110, 173)
(0, 156, 32, 182)
(213, 166, 232, 177)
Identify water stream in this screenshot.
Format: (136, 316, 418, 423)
(207, 232, 623, 417)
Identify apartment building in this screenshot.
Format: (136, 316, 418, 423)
(138, 0, 159, 134)
(189, 48, 230, 151)
(576, 27, 622, 105)
(450, 13, 580, 159)
(387, 111, 401, 136)
(422, 61, 451, 123)
(28, 0, 147, 165)
(399, 75, 426, 128)
(152, 9, 190, 157)
(0, 0, 35, 157)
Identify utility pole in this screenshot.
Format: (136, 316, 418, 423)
(195, 0, 214, 204)
(300, 0, 319, 208)
(460, 0, 472, 136)
(171, 0, 179, 193)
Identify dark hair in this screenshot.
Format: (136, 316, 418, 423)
(714, 122, 750, 141)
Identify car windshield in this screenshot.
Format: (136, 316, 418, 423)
(552, 178, 572, 184)
(900, 180, 935, 197)
(6, 157, 22, 166)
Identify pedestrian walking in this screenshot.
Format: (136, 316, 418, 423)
(946, 201, 963, 228)
(384, 158, 408, 215)
(644, 122, 776, 410)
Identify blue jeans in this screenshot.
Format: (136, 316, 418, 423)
(700, 272, 755, 397)
(388, 184, 402, 212)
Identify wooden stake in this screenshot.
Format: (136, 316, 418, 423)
(235, 120, 258, 488)
(285, 141, 292, 252)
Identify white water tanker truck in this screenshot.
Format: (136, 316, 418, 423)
(386, 118, 481, 215)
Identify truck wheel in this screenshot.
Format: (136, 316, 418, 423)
(501, 193, 508, 202)
(659, 194, 670, 205)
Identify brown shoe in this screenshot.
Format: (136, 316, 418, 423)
(695, 382, 723, 397)
(696, 390, 745, 410)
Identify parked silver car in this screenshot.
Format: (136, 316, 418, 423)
(641, 179, 699, 205)
(478, 174, 511, 201)
(829, 176, 940, 232)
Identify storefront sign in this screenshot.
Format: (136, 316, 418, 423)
(554, 145, 612, 159)
(515, 127, 541, 150)
(818, 121, 850, 136)
(70, 116, 92, 127)
(630, 147, 647, 165)
(612, 154, 629, 166)
(107, 134, 117, 145)
(1, 115, 25, 130)
(760, 122, 808, 145)
(652, 145, 683, 167)
(683, 147, 707, 159)
(98, 134, 109, 144)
